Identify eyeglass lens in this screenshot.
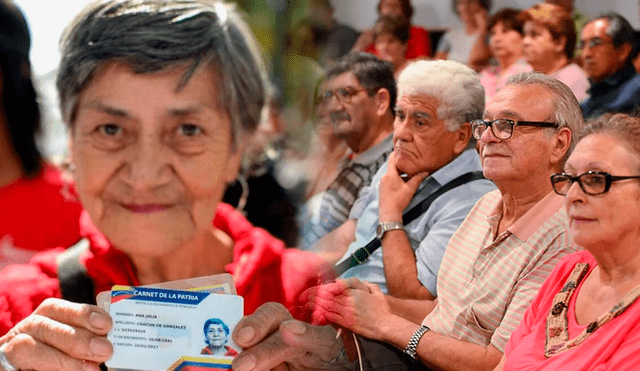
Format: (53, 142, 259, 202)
(320, 87, 362, 103)
(552, 173, 608, 195)
(472, 119, 513, 139)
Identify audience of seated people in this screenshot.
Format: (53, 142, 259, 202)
(579, 13, 640, 118)
(479, 8, 533, 102)
(299, 52, 394, 250)
(520, 3, 590, 103)
(311, 60, 496, 299)
(234, 72, 584, 371)
(6, 2, 640, 371)
(0, 0, 82, 268)
(352, 0, 431, 60)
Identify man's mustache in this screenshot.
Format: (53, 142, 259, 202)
(330, 111, 350, 124)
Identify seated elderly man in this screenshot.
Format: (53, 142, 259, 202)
(580, 13, 640, 118)
(311, 60, 496, 299)
(300, 52, 395, 250)
(230, 72, 583, 371)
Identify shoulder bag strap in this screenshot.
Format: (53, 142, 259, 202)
(334, 171, 485, 276)
(56, 238, 97, 305)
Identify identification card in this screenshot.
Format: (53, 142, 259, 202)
(105, 285, 243, 371)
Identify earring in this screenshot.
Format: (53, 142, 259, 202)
(235, 173, 249, 214)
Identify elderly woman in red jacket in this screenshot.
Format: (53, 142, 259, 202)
(0, 1, 330, 370)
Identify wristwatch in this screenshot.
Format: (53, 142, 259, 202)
(403, 325, 430, 360)
(376, 221, 404, 240)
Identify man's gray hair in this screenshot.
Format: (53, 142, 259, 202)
(503, 72, 584, 163)
(57, 0, 266, 147)
(397, 60, 485, 134)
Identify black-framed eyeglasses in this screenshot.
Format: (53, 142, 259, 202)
(577, 37, 614, 50)
(319, 87, 369, 104)
(470, 118, 558, 140)
(550, 171, 640, 196)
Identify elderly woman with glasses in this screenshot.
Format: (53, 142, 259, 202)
(494, 113, 640, 371)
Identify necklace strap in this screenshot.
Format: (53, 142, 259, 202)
(545, 262, 640, 357)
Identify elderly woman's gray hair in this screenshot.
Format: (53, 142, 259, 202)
(56, 0, 266, 147)
(397, 60, 485, 133)
(576, 113, 640, 171)
(503, 72, 584, 163)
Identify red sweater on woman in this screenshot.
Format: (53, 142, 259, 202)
(0, 204, 331, 335)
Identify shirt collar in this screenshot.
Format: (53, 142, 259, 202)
(488, 191, 564, 240)
(429, 148, 481, 186)
(352, 134, 393, 165)
(588, 63, 637, 91)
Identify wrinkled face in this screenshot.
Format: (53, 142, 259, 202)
(564, 134, 640, 250)
(489, 22, 524, 60)
(375, 33, 407, 67)
(325, 72, 377, 144)
(379, 0, 404, 17)
(71, 62, 241, 258)
(522, 21, 564, 69)
(393, 94, 469, 176)
(479, 84, 560, 184)
(206, 324, 228, 347)
(580, 19, 629, 83)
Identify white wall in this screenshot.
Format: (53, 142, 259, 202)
(333, 0, 640, 30)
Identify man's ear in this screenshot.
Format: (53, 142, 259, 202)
(616, 43, 633, 65)
(453, 122, 472, 155)
(374, 88, 391, 116)
(550, 127, 572, 166)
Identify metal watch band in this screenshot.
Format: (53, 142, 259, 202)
(376, 221, 404, 240)
(403, 325, 430, 360)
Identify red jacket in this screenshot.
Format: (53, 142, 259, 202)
(200, 345, 239, 357)
(0, 163, 82, 266)
(0, 203, 331, 335)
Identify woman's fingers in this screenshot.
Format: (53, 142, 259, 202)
(0, 298, 114, 371)
(32, 298, 112, 335)
(8, 314, 113, 363)
(233, 320, 341, 371)
(1, 333, 102, 371)
(232, 302, 293, 349)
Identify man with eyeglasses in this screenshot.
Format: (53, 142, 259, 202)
(579, 13, 640, 118)
(230, 72, 584, 371)
(309, 60, 495, 299)
(299, 52, 395, 250)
